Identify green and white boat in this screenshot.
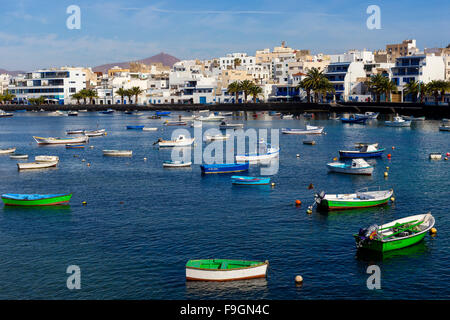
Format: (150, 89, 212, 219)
(314, 187, 394, 211)
(1, 193, 72, 206)
(186, 259, 269, 281)
(354, 213, 435, 253)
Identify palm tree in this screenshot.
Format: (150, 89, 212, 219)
(129, 86, 144, 105)
(1, 90, 16, 104)
(248, 85, 263, 103)
(71, 92, 83, 105)
(116, 88, 127, 104)
(380, 79, 398, 102)
(0, 94, 4, 104)
(427, 80, 445, 105)
(240, 80, 254, 103)
(78, 89, 90, 104)
(234, 58, 242, 69)
(227, 81, 242, 103)
(367, 74, 387, 103)
(317, 78, 335, 102)
(124, 89, 134, 105)
(297, 78, 313, 103)
(418, 82, 428, 103)
(85, 89, 98, 104)
(403, 80, 420, 102)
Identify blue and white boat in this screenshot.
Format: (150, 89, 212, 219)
(156, 111, 171, 116)
(99, 109, 114, 114)
(236, 140, 279, 162)
(327, 158, 374, 175)
(341, 115, 368, 124)
(201, 163, 249, 174)
(231, 176, 271, 185)
(339, 144, 385, 158)
(126, 125, 145, 130)
(385, 116, 411, 127)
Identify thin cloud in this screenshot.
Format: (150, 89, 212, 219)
(120, 6, 286, 15)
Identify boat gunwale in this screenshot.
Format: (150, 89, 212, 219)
(2, 193, 72, 201)
(186, 260, 268, 272)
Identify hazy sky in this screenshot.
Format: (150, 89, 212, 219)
(0, 0, 449, 70)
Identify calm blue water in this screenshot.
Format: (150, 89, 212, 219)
(0, 111, 449, 300)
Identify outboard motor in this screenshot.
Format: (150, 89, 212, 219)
(314, 191, 326, 205)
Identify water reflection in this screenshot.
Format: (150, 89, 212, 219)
(355, 241, 430, 262)
(186, 278, 268, 298)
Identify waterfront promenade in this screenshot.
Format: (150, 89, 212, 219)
(1, 102, 449, 119)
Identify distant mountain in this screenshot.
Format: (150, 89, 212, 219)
(0, 68, 26, 76)
(92, 52, 180, 74)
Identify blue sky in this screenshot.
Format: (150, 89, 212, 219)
(0, 0, 449, 70)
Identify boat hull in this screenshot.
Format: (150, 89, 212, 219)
(231, 176, 271, 185)
(201, 163, 249, 174)
(17, 161, 58, 170)
(327, 164, 373, 175)
(34, 136, 89, 145)
(354, 233, 427, 252)
(186, 260, 268, 281)
(339, 149, 385, 158)
(103, 150, 132, 157)
(1, 193, 72, 206)
(126, 126, 144, 130)
(320, 198, 390, 211)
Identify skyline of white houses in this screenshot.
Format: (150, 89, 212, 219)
(2, 40, 449, 105)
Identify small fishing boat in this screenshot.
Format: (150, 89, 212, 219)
(66, 144, 85, 149)
(99, 109, 114, 114)
(354, 142, 379, 149)
(303, 140, 316, 145)
(231, 176, 271, 185)
(103, 150, 132, 157)
(33, 136, 89, 145)
(17, 160, 58, 170)
(281, 125, 324, 135)
(126, 125, 145, 130)
(327, 158, 374, 175)
(78, 109, 88, 113)
(9, 154, 28, 159)
(84, 129, 106, 137)
(162, 160, 192, 168)
(439, 125, 450, 132)
(124, 110, 133, 114)
(354, 213, 435, 253)
(35, 155, 59, 162)
(186, 259, 269, 281)
(198, 109, 210, 113)
(314, 187, 394, 211)
(385, 116, 411, 127)
(429, 153, 442, 160)
(48, 110, 64, 116)
(66, 129, 85, 135)
(205, 134, 230, 141)
(1, 193, 72, 206)
(196, 114, 225, 122)
(201, 163, 249, 174)
(218, 112, 233, 116)
(341, 115, 367, 124)
(281, 114, 294, 119)
(164, 121, 187, 126)
(0, 110, 13, 117)
(355, 112, 379, 119)
(402, 115, 425, 121)
(0, 147, 16, 154)
(235, 141, 279, 162)
(219, 121, 244, 130)
(68, 111, 78, 116)
(339, 144, 385, 158)
(156, 111, 171, 116)
(143, 127, 158, 131)
(157, 135, 195, 147)
(148, 115, 161, 119)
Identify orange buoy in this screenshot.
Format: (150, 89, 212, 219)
(295, 200, 302, 206)
(392, 146, 395, 150)
(387, 154, 392, 159)
(446, 152, 450, 156)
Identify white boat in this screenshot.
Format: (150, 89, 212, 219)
(33, 136, 89, 145)
(327, 158, 374, 175)
(10, 154, 28, 159)
(84, 129, 106, 137)
(281, 114, 294, 119)
(35, 155, 59, 162)
(356, 112, 379, 119)
(78, 109, 88, 113)
(402, 115, 425, 121)
(143, 127, 158, 131)
(198, 109, 210, 113)
(205, 134, 230, 141)
(49, 110, 64, 116)
(158, 135, 195, 147)
(179, 115, 196, 121)
(218, 112, 233, 116)
(219, 121, 244, 130)
(439, 125, 450, 132)
(163, 160, 192, 168)
(385, 116, 411, 127)
(429, 153, 442, 160)
(281, 125, 324, 135)
(66, 129, 85, 135)
(0, 110, 14, 117)
(186, 259, 269, 281)
(17, 160, 58, 170)
(236, 140, 280, 162)
(0, 147, 16, 154)
(103, 150, 133, 157)
(68, 111, 78, 116)
(196, 114, 225, 122)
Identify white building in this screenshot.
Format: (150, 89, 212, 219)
(219, 53, 255, 70)
(8, 67, 87, 104)
(329, 50, 375, 64)
(0, 74, 10, 95)
(325, 61, 367, 102)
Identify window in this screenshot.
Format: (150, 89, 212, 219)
(69, 88, 76, 93)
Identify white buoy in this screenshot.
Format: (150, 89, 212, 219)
(295, 275, 303, 284)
